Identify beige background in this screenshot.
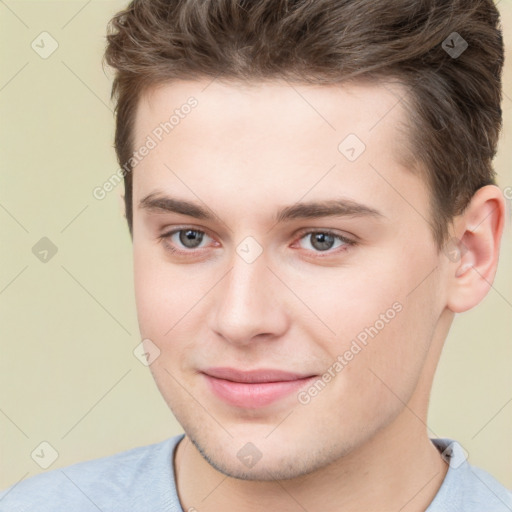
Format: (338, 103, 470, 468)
(1, 0, 511, 491)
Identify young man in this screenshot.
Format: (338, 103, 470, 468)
(1, 0, 511, 510)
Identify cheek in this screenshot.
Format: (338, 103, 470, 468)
(133, 240, 213, 349)
(290, 261, 405, 347)
(133, 243, 163, 334)
(310, 302, 433, 432)
(312, 259, 437, 399)
(133, 240, 185, 338)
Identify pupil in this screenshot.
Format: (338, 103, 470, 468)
(180, 229, 203, 248)
(312, 233, 334, 251)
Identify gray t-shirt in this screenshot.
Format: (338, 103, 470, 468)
(1, 434, 511, 511)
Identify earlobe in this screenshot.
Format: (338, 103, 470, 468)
(445, 185, 506, 313)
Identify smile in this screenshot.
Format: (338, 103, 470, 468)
(201, 368, 318, 408)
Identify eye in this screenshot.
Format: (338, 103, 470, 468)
(159, 228, 213, 254)
(158, 227, 356, 257)
(295, 230, 355, 254)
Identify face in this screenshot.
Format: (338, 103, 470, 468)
(131, 78, 447, 480)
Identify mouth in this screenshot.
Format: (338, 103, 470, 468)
(201, 367, 318, 408)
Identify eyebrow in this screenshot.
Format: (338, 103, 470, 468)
(138, 193, 385, 223)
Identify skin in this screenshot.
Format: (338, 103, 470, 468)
(130, 78, 505, 511)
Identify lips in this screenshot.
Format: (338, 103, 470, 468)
(201, 367, 317, 408)
(203, 367, 314, 383)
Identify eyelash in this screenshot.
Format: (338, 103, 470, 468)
(158, 227, 357, 258)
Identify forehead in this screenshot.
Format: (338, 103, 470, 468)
(131, 78, 426, 227)
(134, 78, 411, 148)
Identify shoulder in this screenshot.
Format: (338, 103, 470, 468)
(0, 434, 185, 512)
(428, 438, 512, 512)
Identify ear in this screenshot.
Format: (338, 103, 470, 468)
(445, 185, 506, 313)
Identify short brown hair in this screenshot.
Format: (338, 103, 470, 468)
(103, 0, 504, 250)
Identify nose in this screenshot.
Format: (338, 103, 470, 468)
(209, 248, 289, 346)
